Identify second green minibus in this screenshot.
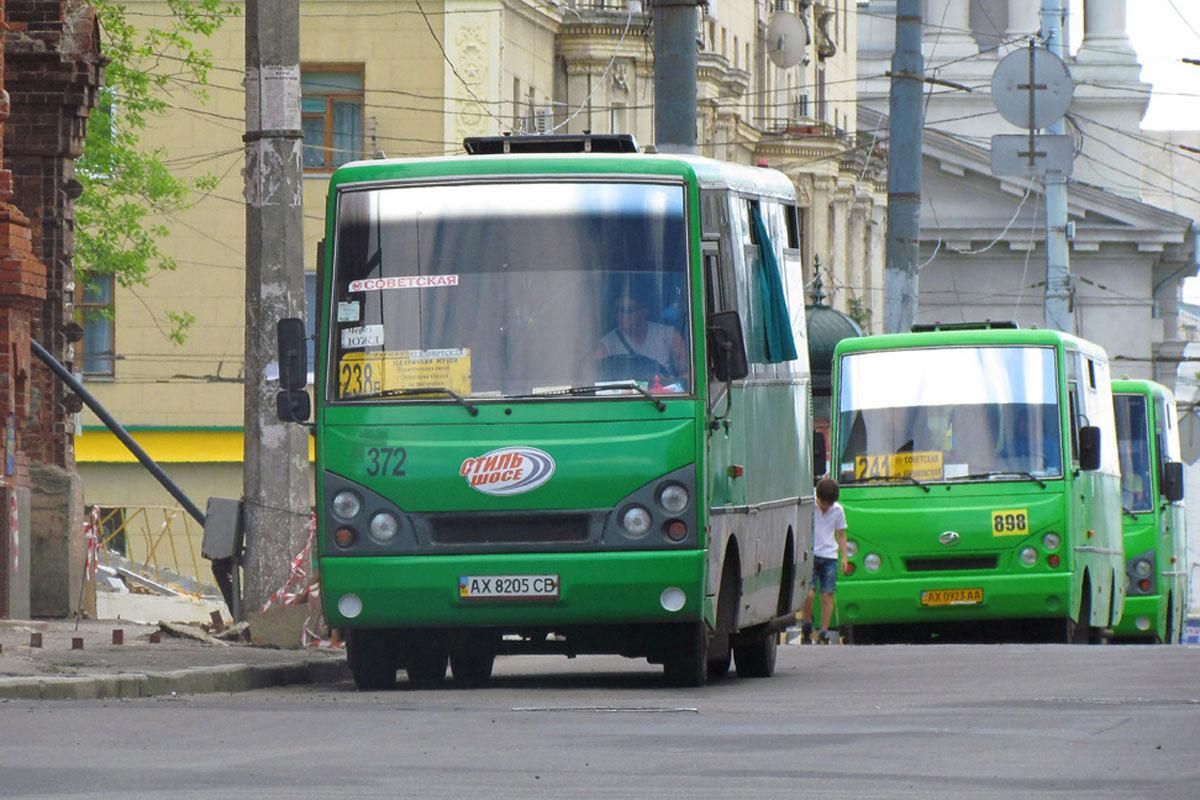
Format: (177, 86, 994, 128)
(832, 323, 1124, 643)
(1112, 379, 1187, 643)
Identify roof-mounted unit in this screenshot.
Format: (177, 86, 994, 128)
(911, 320, 1020, 333)
(463, 133, 640, 155)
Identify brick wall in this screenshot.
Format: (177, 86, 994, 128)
(1, 0, 100, 617)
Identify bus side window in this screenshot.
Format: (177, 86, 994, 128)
(1068, 384, 1080, 464)
(703, 242, 723, 313)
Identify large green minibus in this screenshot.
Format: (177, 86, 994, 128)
(831, 323, 1124, 643)
(276, 134, 817, 687)
(1112, 379, 1187, 643)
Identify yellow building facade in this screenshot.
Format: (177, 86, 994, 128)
(78, 0, 884, 524)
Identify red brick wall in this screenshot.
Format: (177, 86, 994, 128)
(0, 0, 100, 617)
(4, 0, 101, 470)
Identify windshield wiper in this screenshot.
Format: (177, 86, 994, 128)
(522, 382, 666, 412)
(369, 386, 478, 416)
(951, 470, 1047, 489)
(852, 474, 930, 492)
(891, 475, 931, 493)
(1122, 506, 1140, 520)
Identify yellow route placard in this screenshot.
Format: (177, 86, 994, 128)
(338, 349, 471, 398)
(854, 451, 944, 481)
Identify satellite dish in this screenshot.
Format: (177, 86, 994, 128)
(766, 13, 807, 69)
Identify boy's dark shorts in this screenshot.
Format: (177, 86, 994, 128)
(814, 556, 839, 593)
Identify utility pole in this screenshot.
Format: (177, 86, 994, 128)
(242, 0, 310, 614)
(884, 0, 925, 333)
(1041, 0, 1073, 333)
(653, 0, 700, 153)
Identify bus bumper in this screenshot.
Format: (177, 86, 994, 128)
(838, 572, 1074, 625)
(320, 549, 706, 628)
(1112, 594, 1163, 640)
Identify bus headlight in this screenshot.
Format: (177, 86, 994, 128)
(657, 483, 689, 513)
(863, 553, 881, 572)
(620, 505, 653, 538)
(332, 490, 362, 521)
(1042, 532, 1060, 551)
(1132, 558, 1154, 579)
(369, 511, 399, 544)
(845, 540, 858, 558)
(1019, 547, 1038, 566)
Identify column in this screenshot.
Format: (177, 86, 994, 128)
(1075, 0, 1137, 64)
(1003, 0, 1041, 49)
(923, 0, 978, 63)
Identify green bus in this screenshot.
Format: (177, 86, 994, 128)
(830, 323, 1125, 644)
(1112, 379, 1187, 644)
(276, 134, 817, 688)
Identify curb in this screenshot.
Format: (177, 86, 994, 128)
(0, 657, 349, 701)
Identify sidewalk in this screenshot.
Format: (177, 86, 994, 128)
(0, 617, 347, 701)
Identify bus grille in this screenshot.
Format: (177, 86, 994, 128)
(427, 513, 592, 545)
(905, 556, 998, 572)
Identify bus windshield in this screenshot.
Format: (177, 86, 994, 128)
(836, 346, 1063, 484)
(1114, 394, 1153, 512)
(330, 180, 691, 402)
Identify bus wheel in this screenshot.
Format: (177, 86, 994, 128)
(348, 630, 399, 691)
(707, 558, 739, 680)
(1066, 584, 1091, 645)
(404, 635, 449, 688)
(663, 623, 708, 688)
(733, 629, 777, 678)
(707, 649, 732, 679)
(450, 646, 496, 688)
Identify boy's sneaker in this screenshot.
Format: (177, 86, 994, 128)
(799, 623, 813, 645)
(817, 630, 832, 645)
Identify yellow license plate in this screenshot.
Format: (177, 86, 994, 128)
(920, 588, 984, 607)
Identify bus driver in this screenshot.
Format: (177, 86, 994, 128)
(593, 292, 689, 385)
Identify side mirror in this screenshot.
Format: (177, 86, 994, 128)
(1162, 461, 1185, 503)
(708, 310, 749, 382)
(276, 317, 310, 423)
(813, 431, 827, 481)
(276, 389, 311, 423)
(1078, 425, 1101, 472)
(277, 317, 308, 391)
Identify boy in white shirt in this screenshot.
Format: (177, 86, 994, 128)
(799, 478, 849, 645)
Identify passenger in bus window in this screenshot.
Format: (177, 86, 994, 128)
(799, 478, 849, 645)
(592, 292, 688, 386)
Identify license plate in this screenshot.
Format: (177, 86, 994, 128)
(459, 574, 559, 600)
(920, 588, 984, 607)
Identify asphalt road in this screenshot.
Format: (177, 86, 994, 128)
(1, 643, 1197, 800)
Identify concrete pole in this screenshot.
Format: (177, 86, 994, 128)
(653, 0, 700, 154)
(242, 0, 310, 614)
(1041, 0, 1073, 333)
(884, 0, 925, 333)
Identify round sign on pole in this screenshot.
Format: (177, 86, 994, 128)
(991, 46, 1073, 130)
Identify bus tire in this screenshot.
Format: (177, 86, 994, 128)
(733, 629, 777, 678)
(663, 622, 708, 688)
(1066, 580, 1092, 645)
(404, 635, 449, 688)
(707, 554, 739, 680)
(707, 649, 732, 679)
(450, 647, 496, 688)
(348, 630, 399, 691)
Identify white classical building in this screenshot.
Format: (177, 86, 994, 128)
(856, 0, 1197, 384)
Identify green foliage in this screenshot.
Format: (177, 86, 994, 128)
(76, 0, 239, 339)
(847, 295, 872, 329)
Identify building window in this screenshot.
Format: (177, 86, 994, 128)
(79, 274, 115, 377)
(302, 67, 364, 170)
